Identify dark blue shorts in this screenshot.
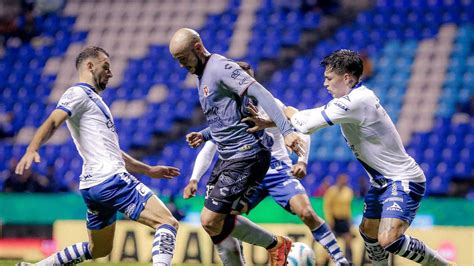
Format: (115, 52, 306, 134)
(245, 162, 307, 214)
(363, 180, 425, 224)
(205, 149, 271, 214)
(80, 172, 153, 230)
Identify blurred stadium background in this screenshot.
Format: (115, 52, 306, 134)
(0, 0, 473, 265)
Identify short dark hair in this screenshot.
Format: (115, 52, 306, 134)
(321, 49, 363, 79)
(75, 46, 110, 69)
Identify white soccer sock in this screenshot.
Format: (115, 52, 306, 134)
(36, 242, 92, 265)
(312, 223, 349, 264)
(152, 224, 177, 266)
(360, 231, 389, 266)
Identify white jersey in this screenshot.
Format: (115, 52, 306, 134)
(56, 83, 127, 189)
(290, 85, 425, 187)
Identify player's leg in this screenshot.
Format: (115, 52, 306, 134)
(26, 198, 118, 265)
(289, 193, 349, 265)
(213, 183, 268, 265)
(136, 194, 179, 265)
(110, 172, 179, 266)
(377, 181, 451, 265)
(202, 150, 291, 266)
(25, 224, 115, 266)
(215, 235, 245, 265)
(201, 207, 278, 249)
(359, 183, 390, 266)
(359, 217, 389, 266)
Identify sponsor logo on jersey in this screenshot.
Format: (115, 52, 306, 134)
(383, 197, 404, 204)
(239, 76, 251, 85)
(80, 174, 92, 181)
(386, 202, 403, 212)
(239, 144, 252, 151)
(225, 63, 232, 70)
(333, 101, 350, 111)
(231, 69, 241, 79)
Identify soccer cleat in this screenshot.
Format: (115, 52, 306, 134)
(267, 235, 292, 266)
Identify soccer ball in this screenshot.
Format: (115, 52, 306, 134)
(286, 242, 316, 266)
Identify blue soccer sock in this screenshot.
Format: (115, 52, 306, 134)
(37, 242, 92, 265)
(152, 224, 177, 266)
(312, 223, 349, 264)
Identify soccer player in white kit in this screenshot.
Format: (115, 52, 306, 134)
(15, 47, 180, 266)
(284, 50, 454, 266)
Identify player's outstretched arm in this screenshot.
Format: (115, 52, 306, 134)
(183, 141, 217, 199)
(246, 84, 305, 156)
(285, 106, 330, 134)
(122, 151, 180, 179)
(15, 109, 69, 175)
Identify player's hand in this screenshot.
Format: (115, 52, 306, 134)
(186, 132, 204, 148)
(284, 132, 306, 157)
(291, 162, 307, 179)
(241, 115, 274, 133)
(183, 180, 198, 199)
(15, 150, 41, 175)
(147, 166, 180, 179)
(241, 103, 275, 133)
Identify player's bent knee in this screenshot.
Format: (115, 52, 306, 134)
(297, 205, 316, 222)
(378, 233, 401, 249)
(159, 217, 179, 231)
(200, 216, 220, 235)
(359, 223, 374, 239)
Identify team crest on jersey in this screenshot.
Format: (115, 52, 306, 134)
(203, 85, 209, 97)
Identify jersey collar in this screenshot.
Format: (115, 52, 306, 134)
(352, 82, 363, 89)
(75, 82, 98, 93)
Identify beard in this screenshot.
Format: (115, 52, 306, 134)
(192, 50, 206, 76)
(93, 73, 107, 91)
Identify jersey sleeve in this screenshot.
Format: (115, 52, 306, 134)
(56, 86, 87, 117)
(290, 97, 361, 134)
(217, 59, 256, 96)
(274, 98, 286, 110)
(189, 141, 218, 182)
